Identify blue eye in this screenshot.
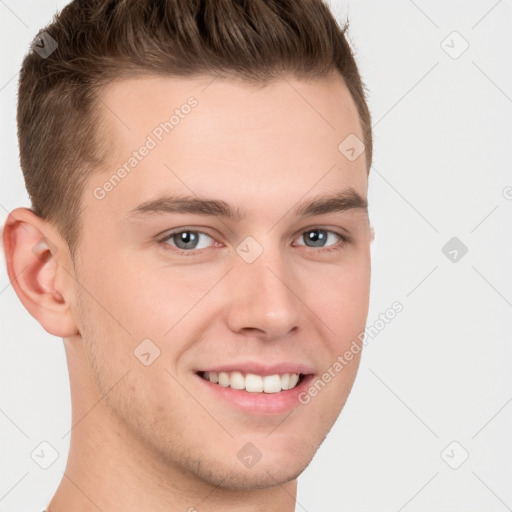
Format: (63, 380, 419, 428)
(162, 230, 214, 252)
(158, 227, 351, 255)
(294, 229, 345, 249)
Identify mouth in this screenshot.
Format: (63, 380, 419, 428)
(193, 362, 316, 415)
(197, 370, 307, 393)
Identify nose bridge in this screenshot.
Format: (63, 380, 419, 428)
(225, 236, 301, 338)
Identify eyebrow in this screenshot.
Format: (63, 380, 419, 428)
(125, 188, 367, 221)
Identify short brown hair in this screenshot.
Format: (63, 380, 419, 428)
(18, 0, 372, 259)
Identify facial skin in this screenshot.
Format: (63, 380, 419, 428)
(3, 72, 372, 511)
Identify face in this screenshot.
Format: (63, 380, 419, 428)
(71, 73, 371, 489)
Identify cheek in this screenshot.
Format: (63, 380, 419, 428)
(78, 249, 170, 336)
(75, 277, 188, 425)
(301, 257, 370, 338)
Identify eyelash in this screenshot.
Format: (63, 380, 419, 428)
(157, 227, 353, 257)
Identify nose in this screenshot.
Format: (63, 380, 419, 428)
(224, 244, 301, 341)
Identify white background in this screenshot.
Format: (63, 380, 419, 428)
(1, 1, 511, 511)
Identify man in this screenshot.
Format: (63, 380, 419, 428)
(2, 0, 374, 510)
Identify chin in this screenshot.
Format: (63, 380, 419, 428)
(195, 437, 320, 491)
(194, 458, 309, 491)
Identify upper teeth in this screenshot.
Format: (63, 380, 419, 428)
(202, 371, 301, 393)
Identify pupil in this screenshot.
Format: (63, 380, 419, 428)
(175, 231, 198, 249)
(306, 230, 326, 247)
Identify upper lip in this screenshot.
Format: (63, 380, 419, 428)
(196, 361, 315, 377)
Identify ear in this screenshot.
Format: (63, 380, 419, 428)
(2, 207, 79, 338)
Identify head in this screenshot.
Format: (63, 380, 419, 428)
(4, 0, 373, 495)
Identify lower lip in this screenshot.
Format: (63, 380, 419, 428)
(195, 373, 315, 416)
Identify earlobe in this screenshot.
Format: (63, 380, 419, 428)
(2, 207, 79, 338)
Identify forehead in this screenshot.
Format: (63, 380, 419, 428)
(86, 73, 367, 224)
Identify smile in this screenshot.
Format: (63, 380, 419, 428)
(198, 371, 304, 393)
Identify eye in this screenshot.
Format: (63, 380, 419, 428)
(293, 228, 348, 251)
(159, 229, 215, 253)
(158, 227, 351, 256)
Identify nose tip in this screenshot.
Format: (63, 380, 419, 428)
(224, 257, 301, 340)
